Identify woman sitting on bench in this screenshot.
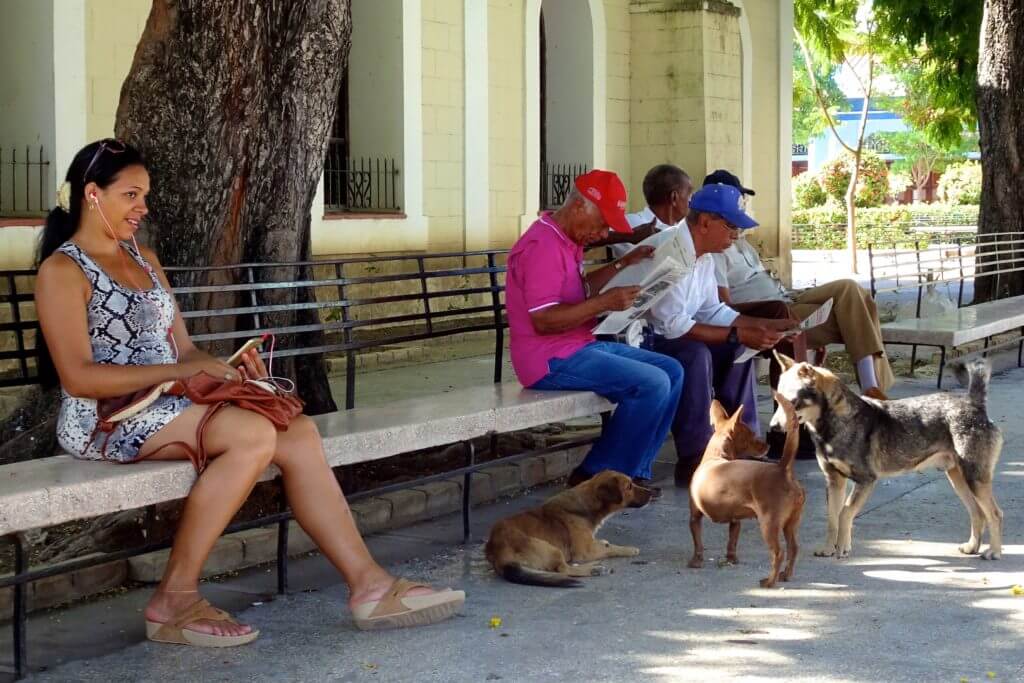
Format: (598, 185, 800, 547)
(33, 139, 464, 648)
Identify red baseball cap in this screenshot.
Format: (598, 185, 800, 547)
(574, 169, 632, 234)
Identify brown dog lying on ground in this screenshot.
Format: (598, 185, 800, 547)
(486, 470, 652, 587)
(688, 395, 806, 587)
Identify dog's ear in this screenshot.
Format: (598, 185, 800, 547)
(710, 400, 729, 427)
(773, 350, 796, 371)
(597, 478, 624, 507)
(798, 364, 817, 382)
(730, 404, 745, 425)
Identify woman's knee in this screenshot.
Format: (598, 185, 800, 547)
(212, 409, 278, 464)
(294, 414, 320, 436)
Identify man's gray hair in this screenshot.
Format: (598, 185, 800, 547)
(563, 188, 601, 217)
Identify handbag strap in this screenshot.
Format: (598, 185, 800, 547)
(101, 400, 229, 474)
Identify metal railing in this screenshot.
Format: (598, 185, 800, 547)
(0, 146, 51, 217)
(541, 162, 588, 210)
(323, 146, 401, 213)
(867, 231, 1024, 385)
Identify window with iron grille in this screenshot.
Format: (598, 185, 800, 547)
(324, 0, 404, 215)
(1, 146, 51, 217)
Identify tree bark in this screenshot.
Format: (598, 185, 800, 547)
(975, 0, 1024, 303)
(115, 0, 351, 413)
(845, 150, 860, 273)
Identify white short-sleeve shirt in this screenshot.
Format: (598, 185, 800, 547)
(622, 213, 740, 339)
(713, 236, 789, 304)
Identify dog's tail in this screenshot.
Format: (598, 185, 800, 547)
(771, 391, 801, 474)
(953, 359, 992, 406)
(499, 563, 582, 588)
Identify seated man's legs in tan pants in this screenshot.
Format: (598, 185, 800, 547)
(789, 279, 894, 394)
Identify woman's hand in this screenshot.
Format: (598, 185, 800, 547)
(237, 348, 270, 380)
(177, 354, 241, 382)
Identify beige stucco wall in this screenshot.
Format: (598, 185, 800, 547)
(84, 0, 148, 142)
(487, 0, 527, 248)
(744, 0, 792, 281)
(3, 0, 790, 270)
(628, 3, 743, 208)
(421, 0, 466, 252)
(603, 0, 631, 193)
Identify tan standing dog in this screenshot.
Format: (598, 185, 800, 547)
(486, 470, 652, 587)
(688, 395, 806, 587)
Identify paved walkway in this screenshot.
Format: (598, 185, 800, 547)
(8, 363, 1024, 682)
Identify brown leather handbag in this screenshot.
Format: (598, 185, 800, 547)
(94, 372, 304, 472)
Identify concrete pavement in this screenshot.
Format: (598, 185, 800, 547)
(11, 365, 1024, 682)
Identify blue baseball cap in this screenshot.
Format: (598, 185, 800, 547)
(689, 183, 758, 229)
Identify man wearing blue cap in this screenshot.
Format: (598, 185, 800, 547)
(639, 181, 797, 487)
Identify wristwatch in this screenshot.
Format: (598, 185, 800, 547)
(727, 326, 739, 344)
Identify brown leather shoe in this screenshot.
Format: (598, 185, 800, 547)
(566, 467, 593, 488)
(862, 387, 888, 401)
(674, 459, 699, 488)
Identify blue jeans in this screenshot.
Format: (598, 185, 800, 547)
(531, 341, 684, 479)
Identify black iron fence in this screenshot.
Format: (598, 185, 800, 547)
(1, 147, 51, 217)
(323, 145, 401, 213)
(541, 162, 588, 210)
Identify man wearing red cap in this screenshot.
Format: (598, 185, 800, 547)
(505, 170, 684, 494)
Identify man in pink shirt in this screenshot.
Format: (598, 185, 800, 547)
(505, 170, 684, 495)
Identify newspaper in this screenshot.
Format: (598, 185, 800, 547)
(733, 297, 834, 364)
(592, 229, 694, 336)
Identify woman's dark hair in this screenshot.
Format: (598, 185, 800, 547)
(38, 139, 145, 265)
(36, 139, 146, 387)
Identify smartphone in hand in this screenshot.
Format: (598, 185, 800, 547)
(226, 335, 267, 366)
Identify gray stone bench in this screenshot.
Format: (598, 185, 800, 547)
(880, 294, 1024, 387)
(1, 382, 611, 676)
(0, 384, 610, 537)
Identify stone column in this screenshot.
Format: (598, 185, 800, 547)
(628, 0, 743, 207)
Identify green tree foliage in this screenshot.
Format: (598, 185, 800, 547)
(792, 172, 828, 209)
(820, 150, 889, 208)
(793, 0, 883, 270)
(871, 130, 951, 192)
(937, 161, 983, 205)
(872, 0, 982, 148)
(792, 43, 844, 144)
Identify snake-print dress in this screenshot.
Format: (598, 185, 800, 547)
(54, 242, 193, 462)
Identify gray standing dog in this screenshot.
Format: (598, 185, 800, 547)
(770, 353, 1003, 560)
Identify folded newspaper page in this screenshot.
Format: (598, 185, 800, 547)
(592, 229, 695, 336)
(733, 297, 834, 364)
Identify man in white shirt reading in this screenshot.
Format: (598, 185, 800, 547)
(628, 166, 798, 487)
(705, 170, 894, 398)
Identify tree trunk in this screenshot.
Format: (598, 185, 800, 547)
(845, 151, 860, 273)
(115, 0, 351, 414)
(975, 0, 1024, 303)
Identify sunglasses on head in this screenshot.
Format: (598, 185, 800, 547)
(82, 139, 127, 183)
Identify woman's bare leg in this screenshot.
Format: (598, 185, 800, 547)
(138, 404, 278, 637)
(271, 415, 433, 609)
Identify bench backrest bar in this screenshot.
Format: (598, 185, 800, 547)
(867, 232, 1024, 314)
(0, 247, 614, 405)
